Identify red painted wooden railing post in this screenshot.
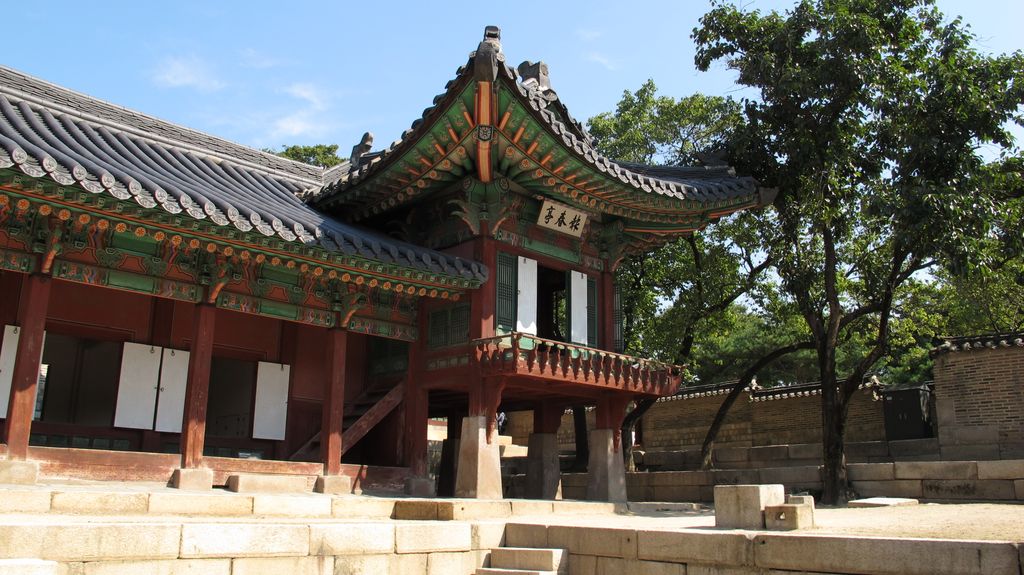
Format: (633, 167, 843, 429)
(3, 273, 51, 460)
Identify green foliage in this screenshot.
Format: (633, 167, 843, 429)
(694, 0, 1024, 501)
(265, 144, 344, 167)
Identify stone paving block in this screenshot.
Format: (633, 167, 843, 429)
(845, 441, 890, 458)
(505, 523, 548, 548)
(922, 479, 1016, 500)
(748, 446, 788, 462)
(0, 559, 60, 575)
(716, 447, 749, 462)
(714, 484, 784, 529)
(894, 461, 977, 480)
(851, 479, 923, 499)
(638, 529, 754, 566)
(426, 551, 475, 575)
(888, 438, 939, 456)
(687, 566, 764, 575)
(314, 475, 351, 495)
(848, 497, 919, 508)
(82, 558, 231, 575)
(713, 470, 760, 485)
(491, 548, 565, 571)
(648, 471, 712, 486)
(573, 526, 637, 559)
(331, 554, 390, 575)
(1016, 479, 1024, 500)
(395, 522, 472, 553)
(764, 504, 814, 530)
(942, 445, 1000, 461)
(550, 500, 619, 514)
(147, 492, 253, 516)
(331, 496, 395, 518)
(511, 500, 553, 515)
(50, 491, 148, 515)
(179, 523, 309, 558)
(225, 473, 309, 493)
(392, 499, 439, 520)
(786, 443, 823, 460)
(389, 553, 428, 573)
(169, 468, 212, 491)
(0, 523, 180, 561)
(0, 488, 50, 513)
(439, 499, 512, 520)
(848, 463, 895, 481)
(309, 523, 395, 555)
(231, 556, 333, 575)
(471, 521, 507, 550)
(567, 553, 596, 575)
(252, 494, 331, 516)
(785, 495, 814, 507)
(0, 460, 38, 485)
(977, 460, 1024, 480)
(651, 484, 702, 502)
(753, 533, 1020, 575)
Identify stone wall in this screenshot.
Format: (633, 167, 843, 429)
(933, 335, 1024, 460)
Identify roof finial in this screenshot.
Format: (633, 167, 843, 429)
(517, 61, 551, 91)
(350, 132, 373, 168)
(472, 26, 503, 82)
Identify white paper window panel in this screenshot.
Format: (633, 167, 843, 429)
(570, 271, 589, 344)
(0, 325, 47, 419)
(516, 256, 538, 334)
(154, 347, 190, 433)
(253, 361, 290, 441)
(114, 342, 162, 430)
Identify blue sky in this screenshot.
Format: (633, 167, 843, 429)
(6, 1, 1022, 156)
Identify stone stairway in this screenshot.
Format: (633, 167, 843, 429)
(477, 547, 567, 575)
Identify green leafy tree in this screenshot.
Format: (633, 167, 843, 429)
(266, 144, 344, 168)
(695, 0, 1024, 503)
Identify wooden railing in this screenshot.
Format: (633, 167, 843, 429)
(472, 333, 683, 396)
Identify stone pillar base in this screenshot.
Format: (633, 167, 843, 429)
(315, 475, 352, 494)
(526, 432, 562, 500)
(586, 428, 627, 502)
(405, 476, 435, 497)
(0, 460, 38, 485)
(454, 415, 503, 499)
(170, 468, 213, 490)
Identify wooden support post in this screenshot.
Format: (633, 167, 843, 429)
(472, 235, 497, 340)
(594, 395, 631, 453)
(533, 402, 564, 435)
(601, 270, 615, 352)
(320, 328, 347, 476)
(3, 274, 52, 460)
(403, 314, 428, 478)
(179, 303, 216, 469)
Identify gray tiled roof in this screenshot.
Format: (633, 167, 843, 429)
(0, 66, 486, 283)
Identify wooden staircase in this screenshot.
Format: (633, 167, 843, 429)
(289, 379, 405, 462)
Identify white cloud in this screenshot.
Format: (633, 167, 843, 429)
(270, 112, 325, 139)
(586, 52, 619, 71)
(576, 28, 603, 42)
(151, 55, 225, 92)
(284, 83, 328, 111)
(239, 48, 285, 69)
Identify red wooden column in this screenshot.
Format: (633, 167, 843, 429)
(179, 303, 217, 469)
(472, 233, 497, 340)
(320, 327, 347, 475)
(3, 274, 52, 460)
(403, 307, 429, 481)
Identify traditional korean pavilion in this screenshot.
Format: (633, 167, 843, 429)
(0, 27, 771, 500)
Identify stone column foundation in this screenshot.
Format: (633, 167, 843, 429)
(454, 416, 503, 499)
(586, 428, 626, 502)
(525, 432, 562, 500)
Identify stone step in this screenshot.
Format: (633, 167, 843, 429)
(0, 559, 61, 575)
(477, 569, 557, 575)
(490, 547, 566, 572)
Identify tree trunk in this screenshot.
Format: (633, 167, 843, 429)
(820, 361, 850, 505)
(570, 404, 589, 472)
(621, 398, 655, 472)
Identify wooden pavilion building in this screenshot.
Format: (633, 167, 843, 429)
(0, 27, 771, 501)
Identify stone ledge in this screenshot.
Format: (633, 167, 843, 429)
(225, 474, 310, 494)
(0, 523, 181, 561)
(179, 523, 309, 558)
(0, 559, 60, 575)
(638, 529, 754, 566)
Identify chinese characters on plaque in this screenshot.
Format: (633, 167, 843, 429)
(536, 200, 588, 238)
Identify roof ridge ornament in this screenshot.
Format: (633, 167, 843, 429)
(517, 61, 551, 92)
(472, 26, 503, 82)
(349, 132, 373, 169)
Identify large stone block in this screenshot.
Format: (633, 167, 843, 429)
(848, 463, 895, 481)
(648, 471, 712, 486)
(389, 553, 428, 574)
(51, 491, 148, 515)
(763, 503, 814, 530)
(888, 438, 939, 457)
(715, 447, 749, 463)
(0, 488, 50, 513)
(922, 479, 1016, 500)
(712, 470, 759, 485)
(0, 523, 180, 561)
(714, 484, 784, 529)
(548, 525, 637, 560)
(169, 468, 212, 491)
(758, 466, 821, 485)
(845, 441, 890, 459)
(454, 416, 503, 499)
(637, 529, 754, 566)
(426, 551, 476, 575)
(471, 521, 507, 550)
(1016, 479, 1024, 500)
(179, 523, 309, 558)
(439, 500, 512, 521)
(747, 446, 788, 462)
(525, 433, 562, 500)
(395, 522, 472, 554)
(753, 533, 1020, 575)
(941, 444, 1001, 461)
(491, 547, 565, 572)
(225, 474, 310, 493)
(314, 475, 351, 495)
(253, 494, 331, 517)
(510, 500, 553, 516)
(0, 460, 38, 485)
(331, 554, 390, 575)
(651, 484, 702, 503)
(586, 429, 627, 503)
(0, 559, 60, 575)
(786, 443, 823, 460)
(231, 556, 333, 575)
(82, 559, 231, 575)
(550, 500, 620, 514)
(894, 461, 977, 480)
(331, 496, 395, 518)
(504, 523, 548, 548)
(147, 491, 253, 516)
(976, 460, 1024, 480)
(851, 479, 923, 499)
(309, 523, 394, 555)
(596, 558, 684, 575)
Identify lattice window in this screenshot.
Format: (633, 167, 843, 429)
(496, 251, 517, 334)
